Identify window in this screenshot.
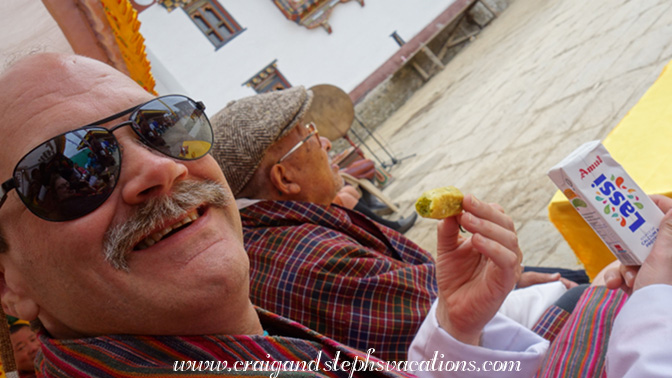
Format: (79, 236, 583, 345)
(243, 60, 292, 94)
(183, 0, 244, 49)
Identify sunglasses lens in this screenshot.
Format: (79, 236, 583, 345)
(13, 127, 121, 221)
(132, 96, 213, 160)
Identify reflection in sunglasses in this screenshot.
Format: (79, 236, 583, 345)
(0, 95, 214, 222)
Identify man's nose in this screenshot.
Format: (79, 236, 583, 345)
(28, 340, 40, 355)
(118, 139, 188, 205)
(320, 136, 332, 152)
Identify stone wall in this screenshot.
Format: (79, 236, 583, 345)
(333, 0, 508, 156)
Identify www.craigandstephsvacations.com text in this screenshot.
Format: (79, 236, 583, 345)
(173, 349, 522, 377)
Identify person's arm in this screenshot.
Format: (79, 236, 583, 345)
(498, 281, 567, 329)
(409, 194, 547, 377)
(602, 195, 672, 294)
(606, 285, 672, 377)
(603, 194, 672, 376)
(409, 301, 548, 377)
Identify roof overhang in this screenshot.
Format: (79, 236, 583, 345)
(42, 0, 156, 93)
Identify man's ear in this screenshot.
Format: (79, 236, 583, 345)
(269, 164, 301, 196)
(0, 271, 39, 321)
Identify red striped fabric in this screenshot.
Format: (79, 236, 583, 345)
(535, 287, 628, 378)
(35, 308, 415, 377)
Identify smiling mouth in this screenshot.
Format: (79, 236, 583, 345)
(133, 206, 205, 250)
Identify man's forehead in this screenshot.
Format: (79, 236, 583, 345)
(0, 54, 148, 124)
(0, 54, 151, 174)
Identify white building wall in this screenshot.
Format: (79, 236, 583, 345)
(139, 0, 455, 114)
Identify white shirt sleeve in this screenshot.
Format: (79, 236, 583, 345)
(408, 300, 548, 377)
(606, 284, 672, 377)
(498, 281, 567, 329)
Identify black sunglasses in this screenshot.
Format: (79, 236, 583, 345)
(0, 95, 213, 222)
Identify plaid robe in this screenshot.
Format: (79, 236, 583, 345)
(240, 201, 438, 362)
(35, 308, 415, 378)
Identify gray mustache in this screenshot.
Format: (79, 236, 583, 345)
(103, 180, 230, 270)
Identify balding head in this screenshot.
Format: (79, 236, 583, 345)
(0, 53, 257, 340)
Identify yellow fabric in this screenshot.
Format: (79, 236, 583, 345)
(8, 320, 29, 327)
(548, 60, 672, 279)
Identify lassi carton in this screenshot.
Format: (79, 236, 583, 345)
(548, 140, 663, 265)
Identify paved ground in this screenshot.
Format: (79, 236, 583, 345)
(366, 0, 672, 269)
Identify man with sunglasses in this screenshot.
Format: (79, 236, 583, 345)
(0, 53, 557, 376)
(0, 53, 267, 373)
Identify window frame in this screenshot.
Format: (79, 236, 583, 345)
(183, 0, 245, 50)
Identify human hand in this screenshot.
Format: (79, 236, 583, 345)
(604, 195, 672, 293)
(434, 194, 522, 345)
(517, 271, 578, 289)
(332, 185, 361, 209)
(594, 259, 626, 288)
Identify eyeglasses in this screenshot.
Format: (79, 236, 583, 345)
(276, 122, 321, 164)
(0, 95, 213, 222)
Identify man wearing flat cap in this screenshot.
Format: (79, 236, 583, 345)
(209, 87, 585, 362)
(211, 87, 438, 361)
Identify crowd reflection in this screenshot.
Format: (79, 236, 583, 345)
(20, 131, 119, 219)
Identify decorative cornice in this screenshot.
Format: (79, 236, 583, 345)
(243, 60, 279, 88)
(99, 0, 156, 93)
(157, 0, 191, 12)
(273, 0, 364, 34)
(242, 60, 292, 93)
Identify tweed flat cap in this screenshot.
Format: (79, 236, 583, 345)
(210, 86, 314, 196)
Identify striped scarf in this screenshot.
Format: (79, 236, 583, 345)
(35, 308, 414, 377)
(535, 286, 628, 377)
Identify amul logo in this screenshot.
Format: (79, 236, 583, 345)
(579, 155, 603, 179)
(591, 174, 645, 232)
